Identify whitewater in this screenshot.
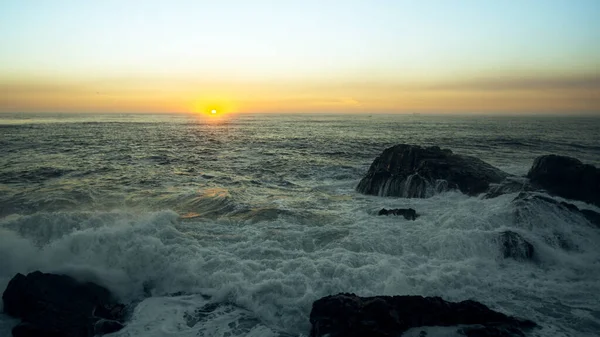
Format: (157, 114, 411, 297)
(1, 113, 599, 336)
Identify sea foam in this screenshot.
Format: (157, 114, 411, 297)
(1, 188, 600, 336)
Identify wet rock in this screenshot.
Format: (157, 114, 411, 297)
(458, 324, 527, 337)
(483, 177, 535, 199)
(12, 322, 62, 337)
(378, 208, 418, 220)
(357, 144, 508, 198)
(499, 231, 534, 260)
(580, 209, 600, 228)
(94, 319, 125, 335)
(2, 271, 126, 337)
(513, 192, 600, 229)
(547, 232, 577, 251)
(309, 293, 536, 337)
(527, 155, 600, 207)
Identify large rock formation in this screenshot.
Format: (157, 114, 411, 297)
(357, 145, 508, 198)
(309, 293, 537, 337)
(2, 271, 126, 337)
(527, 155, 600, 207)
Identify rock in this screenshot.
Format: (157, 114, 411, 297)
(527, 155, 600, 207)
(309, 293, 536, 337)
(94, 319, 125, 335)
(357, 144, 508, 198)
(458, 324, 527, 337)
(513, 192, 600, 229)
(12, 322, 62, 337)
(2, 271, 126, 337)
(483, 177, 535, 199)
(499, 231, 534, 260)
(378, 208, 418, 220)
(580, 209, 600, 228)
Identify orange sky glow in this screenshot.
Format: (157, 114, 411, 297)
(1, 1, 599, 114)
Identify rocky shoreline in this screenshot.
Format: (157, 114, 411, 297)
(356, 144, 600, 206)
(3, 271, 126, 337)
(360, 144, 600, 264)
(3, 272, 538, 337)
(310, 293, 537, 337)
(2, 145, 598, 337)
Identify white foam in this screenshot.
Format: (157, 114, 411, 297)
(1, 190, 599, 336)
(111, 295, 280, 337)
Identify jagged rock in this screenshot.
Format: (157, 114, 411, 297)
(2, 271, 126, 337)
(309, 293, 536, 337)
(357, 144, 508, 198)
(499, 231, 534, 260)
(483, 177, 535, 199)
(94, 320, 125, 335)
(527, 155, 600, 207)
(513, 192, 600, 229)
(378, 208, 418, 220)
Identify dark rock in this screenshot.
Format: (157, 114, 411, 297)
(309, 293, 536, 337)
(357, 144, 508, 198)
(483, 177, 535, 199)
(94, 319, 125, 335)
(513, 192, 600, 229)
(2, 271, 126, 337)
(512, 192, 554, 205)
(527, 155, 600, 207)
(458, 324, 526, 337)
(580, 209, 600, 228)
(499, 231, 534, 260)
(12, 322, 62, 337)
(378, 208, 418, 220)
(94, 303, 127, 322)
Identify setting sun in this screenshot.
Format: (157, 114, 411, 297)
(191, 99, 237, 117)
(1, 2, 599, 336)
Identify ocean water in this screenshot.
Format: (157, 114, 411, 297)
(1, 113, 599, 337)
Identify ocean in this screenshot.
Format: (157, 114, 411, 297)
(1, 113, 599, 336)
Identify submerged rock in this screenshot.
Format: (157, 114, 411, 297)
(483, 177, 535, 199)
(94, 319, 125, 335)
(580, 209, 600, 228)
(499, 231, 534, 260)
(309, 293, 536, 337)
(378, 208, 418, 220)
(357, 144, 508, 198)
(527, 155, 600, 207)
(512, 192, 600, 229)
(2, 271, 126, 337)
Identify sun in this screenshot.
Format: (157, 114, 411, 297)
(191, 100, 236, 118)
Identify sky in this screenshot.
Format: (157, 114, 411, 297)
(1, 0, 599, 114)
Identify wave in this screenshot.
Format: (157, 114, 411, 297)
(0, 167, 74, 184)
(1, 190, 600, 336)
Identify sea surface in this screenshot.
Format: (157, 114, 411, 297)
(1, 113, 599, 337)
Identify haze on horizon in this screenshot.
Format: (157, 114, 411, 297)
(1, 0, 599, 115)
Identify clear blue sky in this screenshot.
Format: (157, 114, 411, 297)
(1, 0, 599, 113)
